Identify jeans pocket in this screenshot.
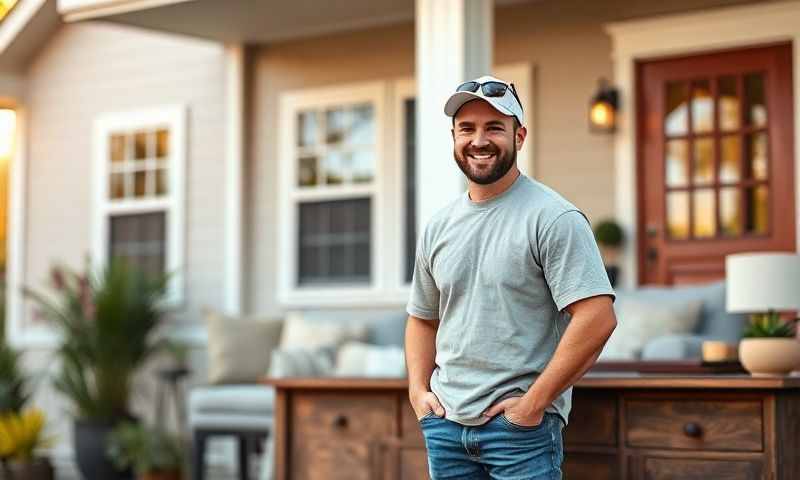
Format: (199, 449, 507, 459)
(418, 411, 437, 422)
(499, 412, 547, 431)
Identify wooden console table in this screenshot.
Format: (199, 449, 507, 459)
(262, 375, 800, 479)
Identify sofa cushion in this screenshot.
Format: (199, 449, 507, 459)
(279, 312, 368, 349)
(205, 309, 284, 384)
(189, 385, 275, 414)
(189, 412, 273, 431)
(641, 334, 706, 360)
(600, 296, 703, 360)
(334, 341, 406, 377)
(366, 312, 407, 347)
(268, 346, 336, 378)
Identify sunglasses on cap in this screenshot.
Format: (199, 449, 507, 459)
(456, 80, 523, 112)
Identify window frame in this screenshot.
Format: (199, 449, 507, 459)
(92, 105, 187, 309)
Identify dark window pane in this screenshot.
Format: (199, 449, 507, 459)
(405, 98, 417, 283)
(665, 82, 689, 136)
(297, 198, 371, 285)
(744, 73, 767, 128)
(718, 76, 740, 132)
(108, 212, 166, 280)
(744, 185, 769, 234)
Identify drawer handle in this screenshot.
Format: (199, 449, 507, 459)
(683, 422, 702, 438)
(333, 414, 349, 429)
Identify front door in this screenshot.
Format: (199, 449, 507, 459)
(638, 43, 796, 285)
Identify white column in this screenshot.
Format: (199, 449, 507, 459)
(415, 0, 493, 231)
(224, 44, 244, 315)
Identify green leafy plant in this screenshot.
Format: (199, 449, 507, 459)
(742, 311, 799, 338)
(21, 255, 172, 421)
(106, 422, 183, 476)
(593, 219, 625, 248)
(0, 344, 27, 414)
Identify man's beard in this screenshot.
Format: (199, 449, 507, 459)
(454, 143, 516, 185)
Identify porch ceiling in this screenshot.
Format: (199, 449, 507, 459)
(60, 0, 536, 44)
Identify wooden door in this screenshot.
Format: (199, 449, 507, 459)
(638, 43, 795, 285)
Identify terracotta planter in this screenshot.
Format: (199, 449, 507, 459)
(2, 457, 54, 480)
(140, 471, 182, 480)
(739, 338, 800, 375)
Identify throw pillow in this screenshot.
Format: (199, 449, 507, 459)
(334, 341, 406, 377)
(205, 308, 284, 384)
(267, 346, 336, 378)
(599, 297, 703, 360)
(279, 311, 369, 349)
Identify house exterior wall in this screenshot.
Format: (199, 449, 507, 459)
(24, 21, 226, 329)
(248, 0, 767, 315)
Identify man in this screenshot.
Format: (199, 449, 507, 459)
(405, 75, 617, 480)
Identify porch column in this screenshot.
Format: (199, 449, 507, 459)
(415, 0, 493, 231)
(224, 44, 244, 315)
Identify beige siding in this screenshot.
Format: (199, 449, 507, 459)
(248, 0, 764, 315)
(24, 21, 226, 329)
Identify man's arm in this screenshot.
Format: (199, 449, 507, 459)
(484, 294, 616, 424)
(405, 315, 445, 418)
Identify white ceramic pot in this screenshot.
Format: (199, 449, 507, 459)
(739, 338, 800, 376)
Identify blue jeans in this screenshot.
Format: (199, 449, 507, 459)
(419, 412, 564, 480)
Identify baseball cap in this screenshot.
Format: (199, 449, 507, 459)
(444, 75, 524, 126)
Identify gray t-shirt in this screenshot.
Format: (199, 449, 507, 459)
(406, 174, 615, 426)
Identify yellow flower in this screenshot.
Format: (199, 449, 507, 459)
(0, 408, 53, 461)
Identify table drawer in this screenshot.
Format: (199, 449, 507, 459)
(625, 399, 763, 451)
(641, 456, 763, 480)
(292, 392, 397, 439)
(564, 391, 617, 446)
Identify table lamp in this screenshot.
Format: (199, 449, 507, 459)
(726, 252, 800, 375)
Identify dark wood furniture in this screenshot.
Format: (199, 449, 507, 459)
(262, 375, 800, 479)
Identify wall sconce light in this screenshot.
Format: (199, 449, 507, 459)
(589, 78, 618, 133)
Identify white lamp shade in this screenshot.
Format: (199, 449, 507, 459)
(726, 252, 800, 313)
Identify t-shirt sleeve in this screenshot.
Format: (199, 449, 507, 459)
(406, 236, 440, 320)
(539, 209, 616, 312)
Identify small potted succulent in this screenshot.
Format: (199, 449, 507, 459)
(0, 408, 55, 480)
(739, 312, 800, 376)
(107, 422, 184, 480)
(593, 219, 625, 287)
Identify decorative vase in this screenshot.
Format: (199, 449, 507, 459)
(141, 470, 182, 480)
(74, 419, 134, 480)
(3, 457, 54, 480)
(739, 338, 800, 376)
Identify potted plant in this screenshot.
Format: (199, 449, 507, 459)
(22, 255, 173, 480)
(593, 219, 625, 287)
(738, 312, 800, 376)
(0, 408, 55, 480)
(107, 422, 183, 480)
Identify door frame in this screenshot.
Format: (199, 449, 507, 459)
(606, 0, 800, 288)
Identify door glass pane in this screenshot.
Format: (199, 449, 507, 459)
(665, 82, 689, 137)
(745, 132, 768, 180)
(326, 108, 346, 144)
(667, 191, 689, 239)
(298, 156, 318, 187)
(745, 185, 769, 234)
(718, 76, 740, 132)
(323, 151, 346, 185)
(691, 80, 713, 134)
(692, 189, 716, 238)
(693, 137, 714, 185)
(719, 135, 741, 183)
(720, 187, 742, 236)
(298, 111, 318, 147)
(666, 140, 689, 187)
(110, 134, 126, 163)
(347, 104, 374, 146)
(744, 73, 767, 128)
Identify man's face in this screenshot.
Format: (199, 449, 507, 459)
(451, 100, 524, 185)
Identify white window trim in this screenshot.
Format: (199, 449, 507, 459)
(606, 0, 800, 289)
(92, 105, 187, 309)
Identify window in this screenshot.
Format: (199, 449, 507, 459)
(93, 106, 186, 307)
